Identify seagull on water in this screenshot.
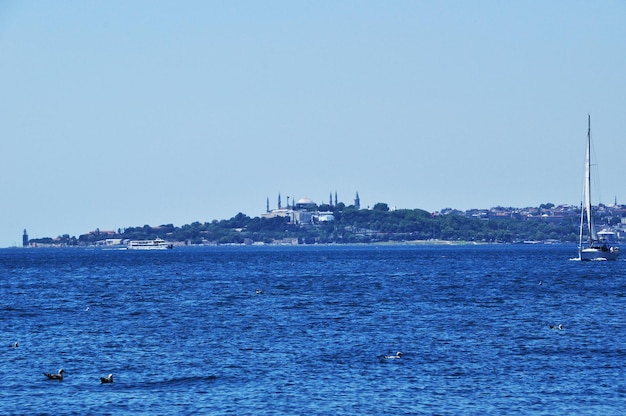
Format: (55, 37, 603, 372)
(383, 351, 403, 359)
(550, 324, 563, 330)
(9, 341, 18, 348)
(100, 373, 113, 383)
(44, 369, 64, 380)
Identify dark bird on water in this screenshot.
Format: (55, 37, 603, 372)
(100, 374, 114, 383)
(44, 369, 64, 380)
(9, 341, 18, 348)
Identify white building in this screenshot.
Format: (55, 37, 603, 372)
(263, 196, 335, 225)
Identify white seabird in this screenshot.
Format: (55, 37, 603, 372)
(100, 373, 113, 383)
(383, 351, 403, 359)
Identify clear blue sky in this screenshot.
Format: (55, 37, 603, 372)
(1, 1, 625, 246)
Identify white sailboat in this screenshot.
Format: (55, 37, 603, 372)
(578, 115, 619, 261)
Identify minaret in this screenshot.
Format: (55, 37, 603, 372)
(329, 192, 333, 207)
(22, 229, 28, 247)
(355, 192, 360, 210)
(278, 193, 282, 210)
(334, 191, 338, 207)
(266, 197, 270, 213)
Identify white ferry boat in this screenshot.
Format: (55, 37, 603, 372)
(127, 237, 173, 250)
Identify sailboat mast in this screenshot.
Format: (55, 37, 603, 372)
(585, 114, 597, 243)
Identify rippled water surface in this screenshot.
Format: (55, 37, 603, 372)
(1, 245, 625, 414)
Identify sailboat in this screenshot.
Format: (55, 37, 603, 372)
(578, 115, 619, 261)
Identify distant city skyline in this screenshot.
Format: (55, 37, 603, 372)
(2, 1, 625, 247)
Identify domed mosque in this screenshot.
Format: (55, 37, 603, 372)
(295, 197, 318, 211)
(263, 192, 360, 225)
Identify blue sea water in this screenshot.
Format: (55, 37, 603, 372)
(1, 244, 625, 415)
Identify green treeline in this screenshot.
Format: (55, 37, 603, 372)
(33, 204, 584, 246)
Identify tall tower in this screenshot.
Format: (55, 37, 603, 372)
(278, 193, 282, 210)
(334, 191, 338, 207)
(329, 192, 333, 207)
(354, 192, 361, 210)
(266, 197, 270, 213)
(22, 229, 28, 247)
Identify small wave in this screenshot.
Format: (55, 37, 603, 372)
(124, 375, 217, 391)
(569, 257, 609, 262)
(154, 375, 217, 387)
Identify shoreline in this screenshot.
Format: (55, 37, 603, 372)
(8, 239, 574, 249)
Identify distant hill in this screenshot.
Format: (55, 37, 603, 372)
(26, 202, 614, 246)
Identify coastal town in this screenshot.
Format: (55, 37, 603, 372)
(21, 193, 626, 248)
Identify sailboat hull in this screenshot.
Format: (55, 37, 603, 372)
(580, 247, 619, 261)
